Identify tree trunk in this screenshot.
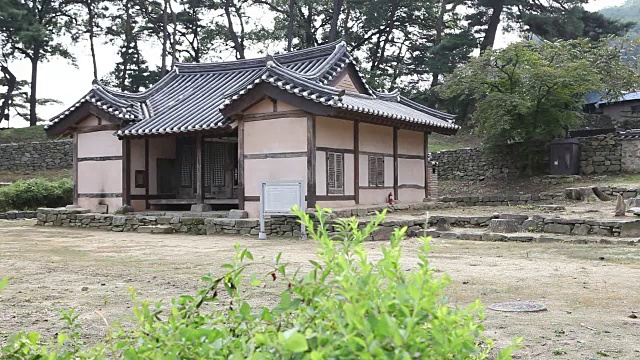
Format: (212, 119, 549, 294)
(287, 0, 295, 51)
(160, 0, 169, 76)
(328, 0, 344, 42)
(489, 219, 519, 233)
(169, 0, 178, 68)
(224, 0, 245, 59)
(29, 49, 40, 126)
(430, 0, 448, 89)
(87, 0, 98, 80)
(480, 0, 505, 53)
(342, 0, 350, 42)
(0, 64, 16, 123)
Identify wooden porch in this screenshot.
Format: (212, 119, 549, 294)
(123, 132, 240, 211)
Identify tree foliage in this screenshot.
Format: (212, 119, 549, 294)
(0, 209, 520, 358)
(438, 39, 640, 170)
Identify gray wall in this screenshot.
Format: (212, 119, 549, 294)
(432, 134, 633, 180)
(0, 139, 72, 172)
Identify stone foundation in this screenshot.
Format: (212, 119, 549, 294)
(36, 206, 446, 240)
(0, 210, 37, 219)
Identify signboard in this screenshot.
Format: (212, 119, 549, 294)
(259, 180, 305, 239)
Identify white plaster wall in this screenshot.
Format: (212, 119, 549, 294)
(316, 117, 353, 149)
(398, 188, 424, 203)
(317, 151, 327, 196)
(77, 130, 121, 158)
(77, 160, 122, 193)
(398, 158, 425, 186)
(384, 156, 393, 187)
(244, 157, 307, 197)
(244, 117, 307, 154)
(359, 189, 390, 205)
(359, 154, 369, 187)
(130, 139, 145, 196)
(131, 200, 146, 212)
(245, 201, 261, 218)
(76, 115, 100, 127)
(244, 99, 274, 114)
(78, 197, 122, 212)
(344, 153, 354, 196)
(359, 123, 393, 153)
(398, 129, 424, 156)
(317, 200, 356, 209)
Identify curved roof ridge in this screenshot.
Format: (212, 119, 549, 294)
(175, 40, 346, 74)
(372, 88, 401, 101)
(398, 96, 456, 121)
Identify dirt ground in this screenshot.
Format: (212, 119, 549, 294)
(1, 220, 639, 359)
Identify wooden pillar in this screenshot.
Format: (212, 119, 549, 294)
(424, 132, 429, 199)
(393, 127, 398, 201)
(237, 121, 245, 210)
(72, 133, 78, 205)
(122, 138, 131, 205)
(144, 138, 150, 209)
(195, 135, 204, 204)
(307, 114, 316, 209)
(354, 120, 360, 204)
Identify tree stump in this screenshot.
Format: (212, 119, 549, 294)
(488, 219, 519, 233)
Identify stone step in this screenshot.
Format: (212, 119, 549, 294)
(424, 229, 640, 246)
(429, 214, 640, 238)
(136, 225, 174, 234)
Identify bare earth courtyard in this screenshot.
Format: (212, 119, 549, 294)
(1, 220, 639, 359)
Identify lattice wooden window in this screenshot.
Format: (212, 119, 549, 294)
(368, 155, 385, 187)
(210, 142, 226, 186)
(327, 152, 344, 195)
(203, 142, 212, 189)
(179, 142, 193, 188)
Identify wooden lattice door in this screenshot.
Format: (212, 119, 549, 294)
(203, 140, 236, 198)
(176, 137, 195, 198)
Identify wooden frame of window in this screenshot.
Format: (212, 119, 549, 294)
(134, 170, 146, 188)
(326, 152, 344, 195)
(368, 155, 385, 187)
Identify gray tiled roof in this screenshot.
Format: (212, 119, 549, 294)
(46, 40, 458, 136)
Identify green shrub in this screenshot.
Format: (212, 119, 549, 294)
(0, 208, 519, 359)
(0, 178, 73, 211)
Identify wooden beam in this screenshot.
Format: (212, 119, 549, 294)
(144, 138, 150, 209)
(307, 115, 317, 209)
(354, 119, 359, 204)
(195, 135, 204, 204)
(393, 127, 398, 201)
(424, 132, 429, 200)
(72, 133, 78, 205)
(237, 120, 245, 210)
(122, 138, 131, 206)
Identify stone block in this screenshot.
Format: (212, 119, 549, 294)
(190, 204, 212, 212)
(544, 223, 572, 234)
(95, 204, 108, 214)
(137, 225, 174, 234)
(482, 233, 507, 242)
(619, 221, 640, 237)
(236, 219, 259, 228)
(181, 217, 205, 225)
(213, 218, 236, 227)
(571, 224, 590, 236)
(112, 215, 127, 226)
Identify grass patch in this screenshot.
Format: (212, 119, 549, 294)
(0, 169, 71, 183)
(0, 125, 48, 144)
(429, 130, 481, 153)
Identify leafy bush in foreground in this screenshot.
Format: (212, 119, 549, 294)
(1, 208, 518, 359)
(0, 178, 73, 211)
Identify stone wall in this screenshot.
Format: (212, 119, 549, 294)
(36, 207, 439, 240)
(431, 147, 522, 181)
(0, 139, 72, 171)
(620, 138, 640, 173)
(578, 134, 621, 175)
(432, 134, 635, 180)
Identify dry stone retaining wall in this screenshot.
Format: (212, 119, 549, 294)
(0, 139, 72, 171)
(578, 134, 621, 175)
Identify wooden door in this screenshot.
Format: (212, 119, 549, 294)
(203, 140, 237, 198)
(176, 137, 195, 198)
(156, 158, 176, 195)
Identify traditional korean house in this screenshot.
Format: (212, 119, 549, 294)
(45, 41, 458, 217)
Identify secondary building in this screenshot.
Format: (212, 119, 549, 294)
(45, 41, 458, 217)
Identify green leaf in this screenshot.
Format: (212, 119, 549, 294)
(0, 277, 8, 291)
(282, 331, 308, 353)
